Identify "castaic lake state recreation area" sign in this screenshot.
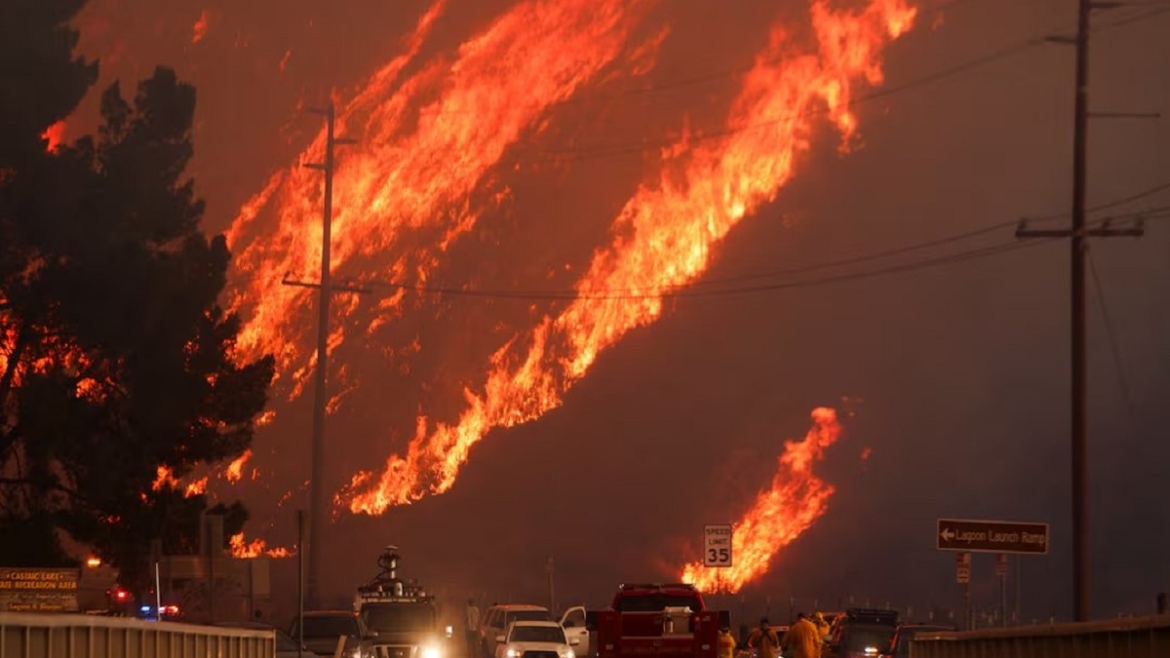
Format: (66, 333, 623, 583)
(0, 568, 81, 612)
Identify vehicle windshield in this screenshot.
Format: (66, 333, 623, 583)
(362, 603, 437, 633)
(615, 595, 702, 612)
(301, 615, 359, 639)
(507, 611, 552, 624)
(841, 626, 896, 652)
(894, 628, 948, 655)
(510, 626, 566, 644)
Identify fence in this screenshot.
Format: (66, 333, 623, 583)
(0, 611, 274, 658)
(910, 614, 1170, 658)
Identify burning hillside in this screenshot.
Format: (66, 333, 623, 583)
(60, 0, 919, 586)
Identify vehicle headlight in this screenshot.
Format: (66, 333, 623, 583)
(506, 649, 522, 658)
(560, 649, 575, 658)
(423, 646, 442, 658)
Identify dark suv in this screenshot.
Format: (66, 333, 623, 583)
(882, 623, 954, 658)
(824, 609, 899, 658)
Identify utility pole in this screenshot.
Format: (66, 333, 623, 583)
(283, 103, 369, 608)
(1016, 0, 1144, 623)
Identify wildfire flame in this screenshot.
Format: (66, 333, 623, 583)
(152, 465, 179, 491)
(228, 532, 295, 559)
(226, 0, 656, 397)
(679, 407, 842, 593)
(192, 9, 210, 44)
(42, 121, 67, 153)
(184, 476, 209, 497)
(225, 449, 251, 483)
(343, 0, 916, 514)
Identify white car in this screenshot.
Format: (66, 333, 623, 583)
(494, 621, 577, 658)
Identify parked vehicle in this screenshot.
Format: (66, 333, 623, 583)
(354, 546, 453, 658)
(479, 604, 553, 658)
(494, 620, 577, 658)
(586, 583, 728, 658)
(881, 623, 954, 658)
(290, 610, 370, 657)
(824, 609, 899, 658)
(214, 621, 314, 658)
(558, 606, 590, 658)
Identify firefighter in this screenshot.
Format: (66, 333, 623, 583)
(781, 613, 821, 658)
(718, 626, 737, 658)
(747, 618, 781, 658)
(810, 612, 830, 641)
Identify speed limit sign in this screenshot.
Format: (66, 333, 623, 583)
(704, 524, 733, 567)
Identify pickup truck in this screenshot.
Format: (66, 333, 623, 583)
(586, 584, 729, 658)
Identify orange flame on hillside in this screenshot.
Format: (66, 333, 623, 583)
(227, 0, 654, 397)
(42, 121, 67, 153)
(152, 465, 179, 491)
(343, 0, 916, 514)
(226, 449, 251, 483)
(229, 532, 295, 558)
(679, 407, 841, 592)
(185, 476, 209, 497)
(192, 10, 210, 44)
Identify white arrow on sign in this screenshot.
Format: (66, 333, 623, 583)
(940, 528, 955, 542)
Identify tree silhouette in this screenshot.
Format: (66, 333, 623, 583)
(0, 0, 275, 590)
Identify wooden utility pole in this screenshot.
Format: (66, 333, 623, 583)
(1016, 0, 1144, 622)
(283, 104, 368, 607)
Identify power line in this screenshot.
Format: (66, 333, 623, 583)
(1086, 246, 1134, 410)
(357, 208, 1167, 302)
(362, 213, 1162, 302)
(516, 5, 1170, 165)
(532, 39, 1045, 163)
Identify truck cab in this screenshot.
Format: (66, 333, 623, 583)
(354, 546, 454, 658)
(586, 584, 728, 658)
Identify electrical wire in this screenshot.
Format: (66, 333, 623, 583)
(360, 205, 1167, 302)
(515, 3, 1170, 165)
(1086, 246, 1135, 411)
(531, 38, 1046, 163)
(367, 238, 1053, 302)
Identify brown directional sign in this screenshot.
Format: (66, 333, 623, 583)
(937, 518, 1049, 555)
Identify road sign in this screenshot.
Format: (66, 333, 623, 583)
(995, 553, 1009, 576)
(703, 524, 733, 567)
(937, 518, 1049, 554)
(955, 553, 970, 584)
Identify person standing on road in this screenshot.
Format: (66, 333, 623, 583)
(810, 612, 830, 641)
(747, 618, 781, 658)
(465, 598, 481, 658)
(781, 613, 821, 658)
(718, 626, 737, 658)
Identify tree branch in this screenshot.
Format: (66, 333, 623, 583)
(0, 325, 28, 404)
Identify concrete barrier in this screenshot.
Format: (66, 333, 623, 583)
(910, 615, 1170, 658)
(0, 611, 275, 658)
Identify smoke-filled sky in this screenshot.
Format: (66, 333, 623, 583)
(67, 0, 1170, 621)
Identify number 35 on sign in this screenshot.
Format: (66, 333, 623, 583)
(704, 524, 734, 568)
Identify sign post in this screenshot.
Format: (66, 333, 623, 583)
(937, 518, 1047, 631)
(955, 553, 971, 630)
(703, 525, 733, 568)
(995, 554, 1009, 627)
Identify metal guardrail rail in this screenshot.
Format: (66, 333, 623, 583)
(910, 615, 1170, 658)
(0, 612, 275, 658)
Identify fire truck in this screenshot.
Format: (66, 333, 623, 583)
(586, 583, 729, 658)
(354, 546, 454, 658)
